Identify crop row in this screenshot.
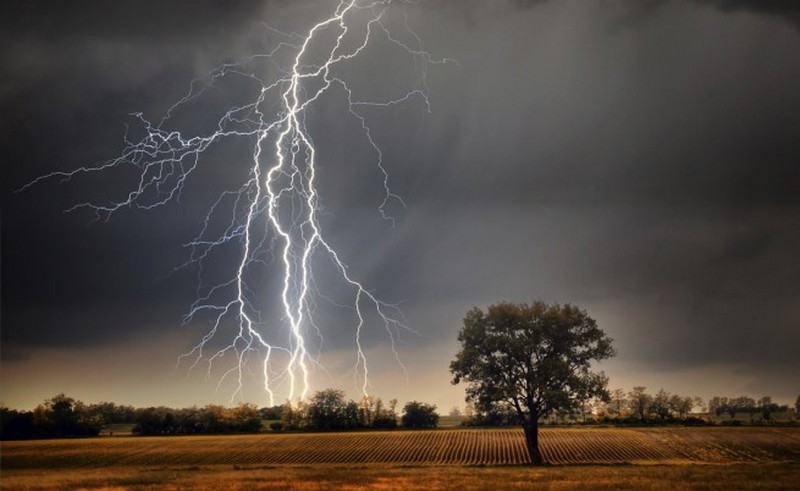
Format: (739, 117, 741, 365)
(3, 427, 799, 469)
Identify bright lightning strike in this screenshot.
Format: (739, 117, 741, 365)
(22, 1, 450, 406)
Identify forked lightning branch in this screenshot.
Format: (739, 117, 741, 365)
(22, 0, 447, 405)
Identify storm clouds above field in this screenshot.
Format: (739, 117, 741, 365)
(2, 0, 798, 409)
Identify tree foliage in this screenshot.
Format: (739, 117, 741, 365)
(707, 395, 787, 423)
(607, 388, 627, 418)
(1, 394, 122, 439)
(277, 391, 398, 431)
(308, 389, 351, 430)
(628, 386, 652, 422)
(450, 301, 614, 464)
(371, 398, 399, 429)
(401, 401, 439, 428)
(461, 402, 520, 427)
(132, 403, 262, 435)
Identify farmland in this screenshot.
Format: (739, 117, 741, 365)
(2, 427, 799, 489)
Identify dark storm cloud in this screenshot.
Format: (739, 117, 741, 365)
(1, 0, 262, 41)
(1, 346, 32, 363)
(698, 0, 800, 29)
(600, 0, 800, 30)
(393, 0, 800, 389)
(2, 0, 799, 406)
(511, 0, 549, 8)
(508, 0, 800, 30)
(1, 1, 265, 354)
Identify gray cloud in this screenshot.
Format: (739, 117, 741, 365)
(607, 0, 800, 30)
(699, 0, 800, 29)
(2, 0, 799, 407)
(0, 0, 264, 41)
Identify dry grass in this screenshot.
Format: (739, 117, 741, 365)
(3, 463, 800, 490)
(2, 427, 799, 489)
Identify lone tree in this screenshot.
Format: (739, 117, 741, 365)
(450, 301, 614, 465)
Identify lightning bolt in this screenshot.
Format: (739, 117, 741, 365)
(21, 1, 450, 406)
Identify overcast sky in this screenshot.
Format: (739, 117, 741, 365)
(2, 0, 799, 411)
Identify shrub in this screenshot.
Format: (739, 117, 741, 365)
(372, 415, 398, 429)
(401, 401, 439, 429)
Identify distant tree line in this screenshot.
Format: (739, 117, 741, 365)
(707, 395, 790, 423)
(275, 389, 395, 431)
(460, 386, 798, 427)
(598, 387, 705, 424)
(272, 389, 438, 431)
(1, 389, 440, 440)
(132, 403, 262, 435)
(0, 394, 132, 440)
(0, 394, 264, 439)
(4, 388, 793, 440)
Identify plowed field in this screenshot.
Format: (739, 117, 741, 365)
(3, 427, 799, 468)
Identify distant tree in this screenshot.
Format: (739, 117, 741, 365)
(450, 301, 614, 464)
(0, 407, 37, 440)
(176, 407, 202, 434)
(694, 397, 705, 414)
(73, 400, 104, 434)
(230, 403, 263, 432)
(757, 396, 784, 421)
(593, 399, 608, 420)
(732, 396, 755, 422)
(343, 400, 361, 429)
(200, 405, 227, 433)
(577, 399, 596, 423)
(359, 395, 376, 427)
(374, 397, 384, 418)
(371, 397, 398, 429)
(723, 399, 737, 419)
(466, 402, 520, 427)
(651, 389, 672, 421)
(708, 396, 745, 420)
(133, 407, 168, 435)
(608, 388, 627, 419)
(707, 396, 726, 418)
(463, 404, 474, 421)
(401, 401, 439, 429)
(45, 394, 78, 436)
(308, 389, 350, 430)
(795, 394, 800, 416)
(32, 394, 103, 437)
(89, 401, 135, 425)
(259, 405, 284, 421)
(280, 400, 308, 430)
(669, 395, 696, 420)
(628, 386, 652, 422)
(448, 406, 462, 418)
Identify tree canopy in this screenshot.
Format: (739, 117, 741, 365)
(450, 301, 614, 464)
(401, 401, 439, 429)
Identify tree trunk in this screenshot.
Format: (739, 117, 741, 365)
(523, 419, 544, 465)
